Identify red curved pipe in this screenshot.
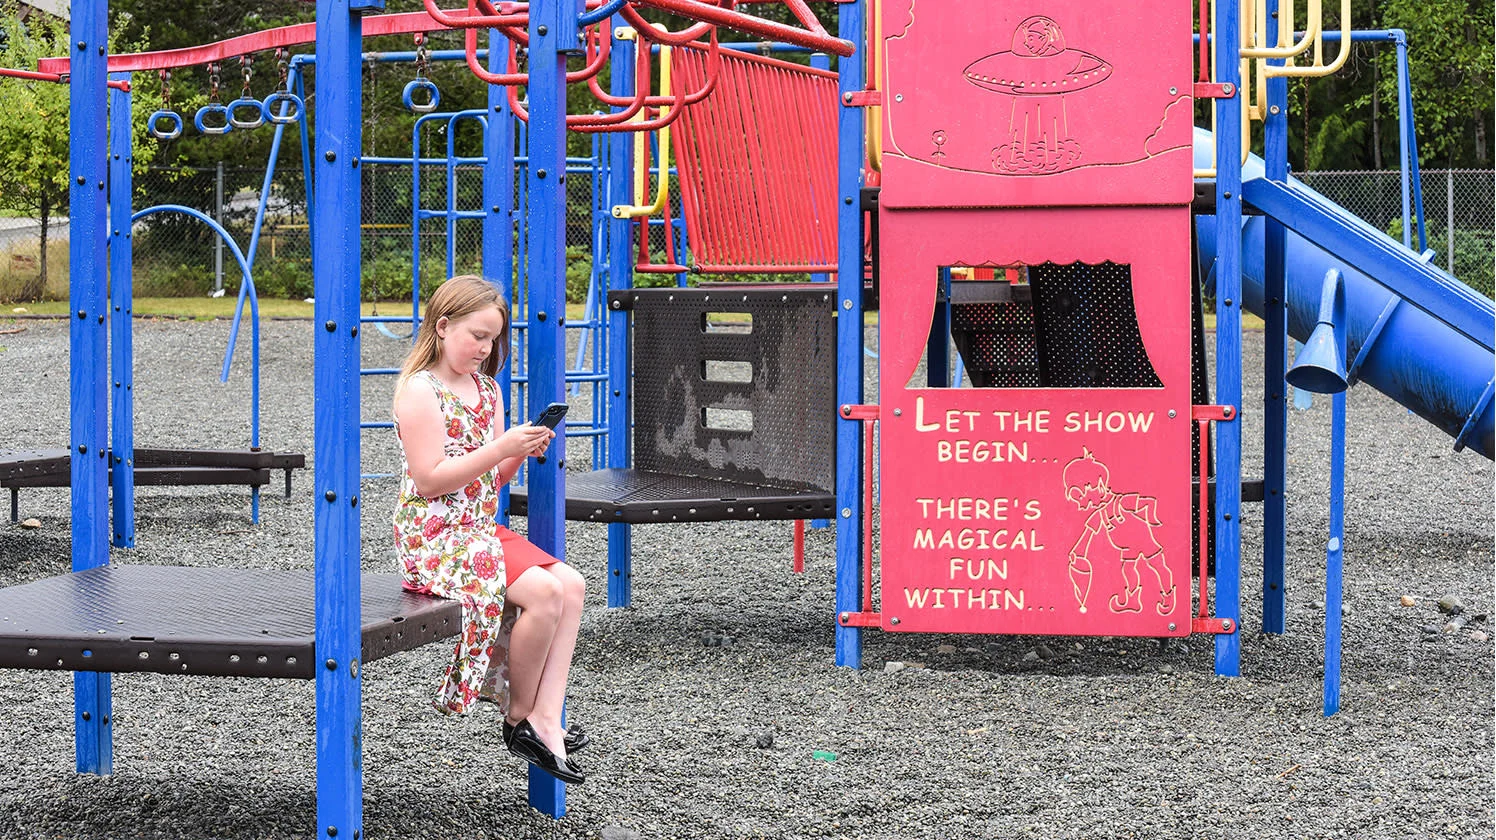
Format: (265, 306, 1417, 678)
(508, 46, 687, 134)
(423, 0, 528, 29)
(632, 0, 854, 56)
(585, 30, 718, 109)
(571, 39, 649, 122)
(464, 24, 528, 85)
(618, 4, 716, 46)
(566, 24, 612, 84)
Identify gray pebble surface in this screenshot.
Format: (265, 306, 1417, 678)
(0, 317, 1489, 840)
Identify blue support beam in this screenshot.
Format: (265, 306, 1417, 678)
(524, 0, 582, 816)
(70, 0, 113, 774)
(1260, 1, 1289, 635)
(1212, 0, 1245, 678)
(312, 0, 375, 837)
(486, 28, 517, 522)
(1240, 178, 1494, 354)
(605, 29, 636, 609)
(109, 75, 136, 551)
(833, 0, 867, 669)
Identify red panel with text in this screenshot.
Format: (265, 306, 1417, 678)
(876, 207, 1193, 637)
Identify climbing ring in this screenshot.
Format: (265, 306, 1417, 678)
(402, 78, 440, 114)
(261, 91, 305, 125)
(193, 103, 233, 135)
(146, 110, 183, 140)
(228, 97, 266, 130)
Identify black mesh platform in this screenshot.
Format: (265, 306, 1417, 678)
(517, 286, 838, 524)
(0, 448, 305, 487)
(509, 469, 835, 523)
(0, 565, 459, 679)
(2, 448, 306, 521)
(0, 448, 69, 482)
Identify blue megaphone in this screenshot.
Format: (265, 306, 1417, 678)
(1286, 268, 1349, 395)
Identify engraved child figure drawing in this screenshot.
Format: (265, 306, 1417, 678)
(1062, 448, 1177, 616)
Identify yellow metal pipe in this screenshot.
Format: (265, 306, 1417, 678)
(865, 0, 882, 173)
(1242, 0, 1323, 59)
(1266, 0, 1351, 76)
(612, 40, 674, 220)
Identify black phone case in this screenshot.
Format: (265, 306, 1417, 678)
(533, 403, 569, 429)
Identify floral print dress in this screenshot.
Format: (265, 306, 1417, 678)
(393, 369, 517, 715)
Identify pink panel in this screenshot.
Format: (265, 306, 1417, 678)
(879, 2, 1194, 208)
(877, 207, 1193, 637)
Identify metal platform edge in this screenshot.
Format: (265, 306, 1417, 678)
(0, 567, 460, 679)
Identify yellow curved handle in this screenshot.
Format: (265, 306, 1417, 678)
(612, 40, 673, 219)
(1241, 0, 1323, 59)
(1265, 0, 1352, 77)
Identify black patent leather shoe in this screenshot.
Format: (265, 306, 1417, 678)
(505, 719, 585, 785)
(564, 722, 590, 754)
(505, 719, 589, 754)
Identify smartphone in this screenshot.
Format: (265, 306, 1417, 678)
(532, 402, 569, 430)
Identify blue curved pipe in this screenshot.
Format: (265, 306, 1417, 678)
(130, 205, 261, 451)
(1194, 132, 1495, 459)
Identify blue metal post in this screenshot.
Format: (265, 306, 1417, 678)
(606, 29, 636, 609)
(313, 0, 374, 836)
(109, 75, 136, 551)
(486, 28, 517, 523)
(1324, 389, 1346, 715)
(524, 0, 582, 815)
(1393, 32, 1427, 253)
(1260, 1, 1289, 635)
(70, 0, 112, 774)
(834, 0, 867, 668)
(1212, 0, 1244, 677)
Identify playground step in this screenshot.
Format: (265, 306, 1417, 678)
(0, 565, 459, 679)
(509, 469, 835, 524)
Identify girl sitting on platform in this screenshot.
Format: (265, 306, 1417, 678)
(392, 274, 588, 785)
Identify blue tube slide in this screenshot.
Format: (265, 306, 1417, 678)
(1194, 130, 1495, 460)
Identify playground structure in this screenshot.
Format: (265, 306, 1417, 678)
(0, 0, 1490, 837)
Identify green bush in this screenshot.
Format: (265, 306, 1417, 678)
(1388, 219, 1495, 298)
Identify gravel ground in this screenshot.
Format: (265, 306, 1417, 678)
(0, 316, 1490, 840)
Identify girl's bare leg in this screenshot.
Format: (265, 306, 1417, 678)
(502, 567, 564, 753)
(529, 563, 585, 739)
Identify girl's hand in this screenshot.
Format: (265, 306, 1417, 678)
(496, 423, 553, 460)
(527, 426, 557, 458)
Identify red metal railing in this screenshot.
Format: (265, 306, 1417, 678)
(669, 44, 838, 273)
(1191, 404, 1237, 636)
(0, 67, 130, 91)
(837, 404, 880, 628)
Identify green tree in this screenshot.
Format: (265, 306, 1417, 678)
(1378, 0, 1494, 167)
(0, 4, 158, 300)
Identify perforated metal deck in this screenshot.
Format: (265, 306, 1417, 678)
(0, 565, 460, 679)
(513, 286, 838, 524)
(509, 469, 835, 523)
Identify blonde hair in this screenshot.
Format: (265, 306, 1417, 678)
(396, 275, 511, 394)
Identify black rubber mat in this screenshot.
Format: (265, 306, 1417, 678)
(0, 565, 459, 678)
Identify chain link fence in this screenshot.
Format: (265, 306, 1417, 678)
(4, 160, 1491, 302)
(1297, 169, 1495, 296)
(0, 153, 607, 304)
